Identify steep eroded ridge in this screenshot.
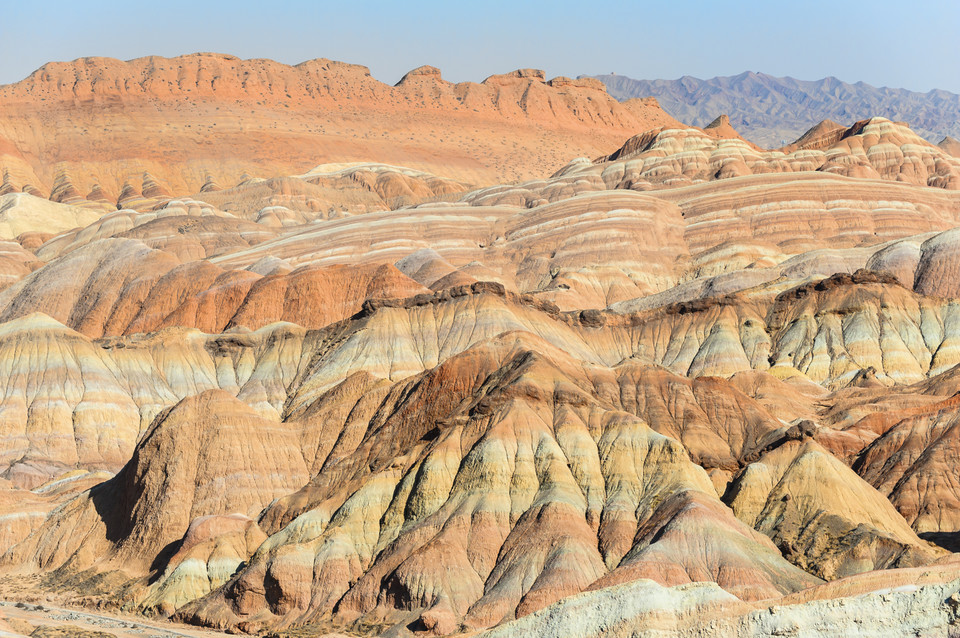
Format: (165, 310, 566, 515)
(0, 54, 959, 638)
(0, 54, 682, 195)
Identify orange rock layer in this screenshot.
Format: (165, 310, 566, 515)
(0, 55, 958, 638)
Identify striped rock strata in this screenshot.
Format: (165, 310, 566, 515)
(0, 67, 958, 637)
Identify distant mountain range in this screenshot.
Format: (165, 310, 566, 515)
(588, 71, 960, 148)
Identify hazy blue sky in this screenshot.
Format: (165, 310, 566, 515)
(2, 0, 958, 92)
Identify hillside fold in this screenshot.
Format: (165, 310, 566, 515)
(0, 55, 959, 638)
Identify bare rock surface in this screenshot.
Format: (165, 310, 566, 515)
(479, 572, 960, 638)
(593, 70, 960, 148)
(0, 53, 959, 638)
(0, 54, 682, 194)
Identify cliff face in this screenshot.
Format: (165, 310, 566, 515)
(0, 53, 681, 195)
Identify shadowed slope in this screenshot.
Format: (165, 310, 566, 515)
(5, 390, 309, 576)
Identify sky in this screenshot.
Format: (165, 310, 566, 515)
(1, 0, 958, 92)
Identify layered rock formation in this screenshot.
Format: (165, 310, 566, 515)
(194, 164, 471, 224)
(0, 238, 428, 338)
(6, 391, 309, 576)
(0, 55, 959, 638)
(0, 193, 102, 239)
(853, 394, 960, 535)
(2, 278, 959, 633)
(0, 54, 682, 196)
(480, 569, 960, 638)
(588, 117, 960, 189)
(726, 439, 939, 580)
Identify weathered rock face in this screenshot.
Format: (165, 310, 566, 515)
(725, 439, 942, 580)
(162, 335, 818, 634)
(2, 54, 960, 638)
(577, 117, 960, 190)
(0, 53, 683, 194)
(479, 570, 960, 638)
(0, 470, 111, 553)
(6, 390, 309, 576)
(141, 512, 269, 616)
(0, 192, 103, 239)
(3, 287, 958, 633)
(0, 329, 814, 631)
(0, 313, 144, 488)
(853, 396, 960, 534)
(0, 238, 428, 338)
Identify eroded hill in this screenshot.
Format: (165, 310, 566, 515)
(0, 62, 958, 638)
(592, 71, 960, 148)
(0, 54, 679, 196)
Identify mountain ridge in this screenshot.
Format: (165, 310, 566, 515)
(0, 53, 681, 195)
(2, 53, 960, 638)
(588, 70, 960, 147)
